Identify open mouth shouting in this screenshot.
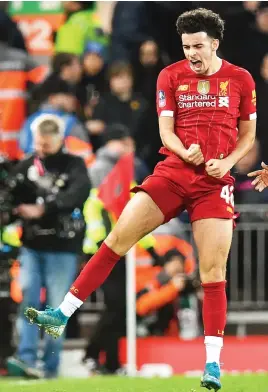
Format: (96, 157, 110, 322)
(190, 59, 203, 72)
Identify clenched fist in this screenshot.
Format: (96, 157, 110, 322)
(205, 158, 232, 178)
(182, 144, 204, 166)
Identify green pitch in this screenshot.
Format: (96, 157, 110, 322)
(0, 375, 268, 392)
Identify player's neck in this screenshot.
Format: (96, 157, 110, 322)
(205, 56, 222, 76)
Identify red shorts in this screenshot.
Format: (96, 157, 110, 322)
(132, 156, 235, 224)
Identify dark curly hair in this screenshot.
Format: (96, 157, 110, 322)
(176, 8, 225, 42)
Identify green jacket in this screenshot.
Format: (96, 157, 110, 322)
(83, 188, 156, 255)
(55, 10, 109, 56)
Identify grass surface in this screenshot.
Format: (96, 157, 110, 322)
(1, 375, 268, 392)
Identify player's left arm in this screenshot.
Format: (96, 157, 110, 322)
(206, 71, 256, 178)
(225, 118, 256, 168)
(225, 70, 257, 168)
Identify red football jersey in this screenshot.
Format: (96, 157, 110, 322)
(157, 59, 256, 161)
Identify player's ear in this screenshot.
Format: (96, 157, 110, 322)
(212, 39, 219, 51)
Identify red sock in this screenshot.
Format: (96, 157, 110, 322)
(70, 242, 120, 301)
(202, 281, 227, 337)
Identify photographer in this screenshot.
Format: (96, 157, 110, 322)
(6, 118, 90, 378)
(136, 248, 201, 338)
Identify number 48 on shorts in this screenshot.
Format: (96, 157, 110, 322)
(220, 185, 234, 207)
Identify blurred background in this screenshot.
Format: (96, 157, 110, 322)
(0, 0, 268, 379)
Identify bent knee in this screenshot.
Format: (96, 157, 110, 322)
(105, 230, 130, 256)
(200, 264, 226, 283)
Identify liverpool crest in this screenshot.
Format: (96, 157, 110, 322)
(219, 80, 229, 96)
(197, 80, 210, 95)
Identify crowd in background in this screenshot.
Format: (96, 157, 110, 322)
(1, 1, 268, 189)
(2, 0, 267, 203)
(0, 0, 268, 379)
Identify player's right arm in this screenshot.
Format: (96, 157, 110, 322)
(157, 69, 204, 166)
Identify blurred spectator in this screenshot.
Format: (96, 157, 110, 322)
(0, 20, 47, 161)
(0, 10, 27, 52)
(136, 248, 200, 338)
(30, 53, 83, 113)
(7, 117, 90, 379)
(133, 40, 165, 169)
(260, 52, 268, 80)
(135, 220, 198, 338)
(81, 42, 108, 115)
(134, 41, 165, 104)
(243, 1, 260, 13)
(87, 61, 150, 156)
(52, 52, 83, 85)
(55, 1, 108, 57)
(20, 79, 94, 168)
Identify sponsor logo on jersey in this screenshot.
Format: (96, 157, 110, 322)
(178, 84, 189, 91)
(178, 88, 230, 108)
(218, 96, 229, 108)
(252, 89, 256, 106)
(178, 93, 217, 108)
(219, 80, 229, 96)
(197, 80, 210, 94)
(158, 90, 166, 107)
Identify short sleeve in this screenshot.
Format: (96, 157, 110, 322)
(239, 71, 257, 121)
(156, 68, 176, 117)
